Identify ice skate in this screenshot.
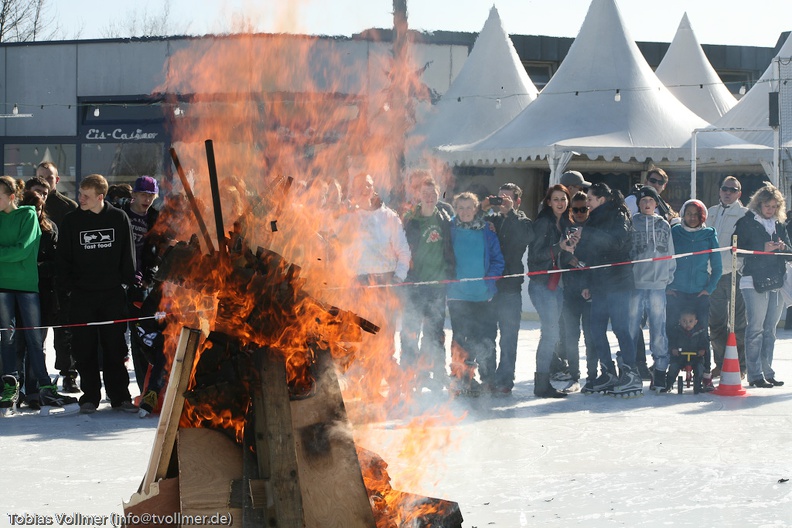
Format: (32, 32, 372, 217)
(1, 375, 20, 416)
(581, 371, 617, 395)
(38, 378, 80, 416)
(649, 369, 667, 394)
(138, 390, 159, 418)
(610, 366, 643, 398)
(449, 377, 481, 397)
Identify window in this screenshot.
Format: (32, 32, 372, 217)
(4, 143, 78, 198)
(81, 142, 165, 188)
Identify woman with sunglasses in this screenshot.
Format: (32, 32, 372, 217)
(567, 183, 639, 397)
(553, 191, 593, 391)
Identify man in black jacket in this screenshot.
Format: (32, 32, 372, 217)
(37, 162, 80, 393)
(483, 183, 533, 395)
(57, 174, 137, 414)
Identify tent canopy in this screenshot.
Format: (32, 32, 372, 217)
(439, 0, 769, 169)
(655, 13, 737, 123)
(411, 6, 537, 151)
(712, 32, 792, 147)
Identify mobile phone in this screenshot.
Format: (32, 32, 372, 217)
(489, 196, 503, 206)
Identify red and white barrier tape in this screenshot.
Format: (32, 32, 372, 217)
(335, 245, 739, 290)
(4, 246, 787, 329)
(0, 312, 168, 333)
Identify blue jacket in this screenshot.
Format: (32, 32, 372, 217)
(668, 224, 721, 294)
(448, 219, 505, 302)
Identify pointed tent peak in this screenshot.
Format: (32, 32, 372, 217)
(411, 3, 537, 150)
(678, 12, 692, 30)
(655, 11, 736, 122)
(540, 0, 661, 94)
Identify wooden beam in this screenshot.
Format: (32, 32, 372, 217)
(141, 327, 203, 493)
(291, 349, 376, 528)
(254, 348, 304, 527)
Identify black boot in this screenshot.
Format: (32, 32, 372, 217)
(61, 371, 80, 394)
(534, 372, 568, 399)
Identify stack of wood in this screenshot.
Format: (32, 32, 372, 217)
(123, 241, 463, 528)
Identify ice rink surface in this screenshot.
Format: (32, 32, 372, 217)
(3, 321, 791, 527)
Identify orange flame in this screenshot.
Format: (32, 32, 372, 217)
(150, 7, 464, 523)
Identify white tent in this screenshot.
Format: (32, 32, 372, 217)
(439, 0, 769, 180)
(655, 13, 737, 123)
(411, 6, 537, 151)
(711, 32, 792, 148)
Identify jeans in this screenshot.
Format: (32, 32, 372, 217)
(400, 285, 447, 380)
(630, 289, 670, 372)
(590, 290, 636, 369)
(528, 280, 563, 374)
(493, 290, 523, 390)
(448, 299, 496, 384)
(741, 287, 784, 383)
(0, 292, 50, 386)
(560, 292, 593, 380)
(709, 274, 746, 372)
(667, 290, 711, 370)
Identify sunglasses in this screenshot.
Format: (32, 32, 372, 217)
(571, 207, 588, 213)
(720, 186, 740, 193)
(647, 177, 666, 186)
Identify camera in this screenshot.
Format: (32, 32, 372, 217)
(489, 196, 503, 206)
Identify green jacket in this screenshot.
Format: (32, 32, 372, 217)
(0, 205, 41, 292)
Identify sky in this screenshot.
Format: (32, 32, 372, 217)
(52, 0, 792, 49)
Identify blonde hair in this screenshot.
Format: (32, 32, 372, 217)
(453, 191, 479, 209)
(80, 174, 109, 197)
(747, 184, 786, 223)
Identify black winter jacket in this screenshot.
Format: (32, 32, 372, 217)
(487, 209, 534, 292)
(735, 210, 792, 288)
(574, 201, 634, 293)
(45, 189, 78, 228)
(57, 202, 136, 292)
(527, 207, 572, 287)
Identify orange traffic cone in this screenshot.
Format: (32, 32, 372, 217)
(713, 332, 747, 396)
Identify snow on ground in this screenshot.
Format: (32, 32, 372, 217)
(3, 322, 792, 527)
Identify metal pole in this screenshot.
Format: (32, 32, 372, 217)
(691, 131, 697, 199)
(729, 234, 738, 333)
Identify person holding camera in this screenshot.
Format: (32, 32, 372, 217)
(481, 183, 533, 396)
(734, 184, 791, 388)
(553, 191, 593, 390)
(527, 184, 574, 398)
